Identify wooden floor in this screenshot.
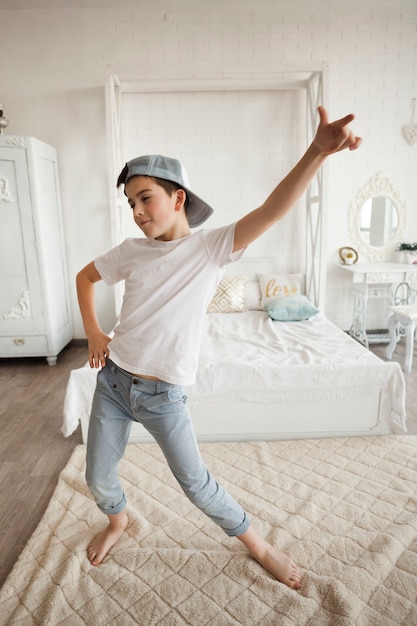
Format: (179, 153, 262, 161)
(370, 341, 417, 434)
(0, 342, 86, 587)
(0, 339, 416, 588)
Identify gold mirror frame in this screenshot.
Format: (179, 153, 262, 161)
(348, 172, 407, 262)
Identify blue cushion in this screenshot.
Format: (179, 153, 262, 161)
(264, 295, 319, 321)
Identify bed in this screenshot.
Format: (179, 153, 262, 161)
(62, 257, 406, 443)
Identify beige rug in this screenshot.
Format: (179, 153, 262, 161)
(1, 436, 417, 625)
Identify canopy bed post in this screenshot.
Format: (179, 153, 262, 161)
(105, 71, 123, 246)
(105, 71, 125, 313)
(305, 64, 328, 309)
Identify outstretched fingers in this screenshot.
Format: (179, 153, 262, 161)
(316, 106, 362, 154)
(348, 134, 362, 151)
(318, 105, 354, 129)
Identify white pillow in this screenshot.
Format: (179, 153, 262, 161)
(245, 281, 262, 310)
(207, 276, 247, 313)
(257, 273, 303, 307)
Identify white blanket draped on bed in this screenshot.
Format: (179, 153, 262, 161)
(193, 312, 405, 414)
(62, 312, 406, 438)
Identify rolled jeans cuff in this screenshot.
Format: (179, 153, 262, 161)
(99, 493, 127, 516)
(225, 513, 251, 537)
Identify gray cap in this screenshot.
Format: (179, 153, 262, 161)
(118, 154, 214, 228)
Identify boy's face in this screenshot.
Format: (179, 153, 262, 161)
(125, 176, 189, 241)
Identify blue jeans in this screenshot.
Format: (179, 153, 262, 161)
(86, 360, 250, 537)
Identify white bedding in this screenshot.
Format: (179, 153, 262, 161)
(62, 311, 406, 438)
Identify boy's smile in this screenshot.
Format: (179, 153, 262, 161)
(125, 176, 190, 241)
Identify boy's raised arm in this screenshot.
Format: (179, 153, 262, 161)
(76, 262, 112, 368)
(233, 106, 362, 252)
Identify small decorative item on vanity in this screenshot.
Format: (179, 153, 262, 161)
(339, 246, 358, 265)
(0, 104, 9, 134)
(397, 242, 417, 264)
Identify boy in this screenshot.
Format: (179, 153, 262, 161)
(76, 106, 361, 590)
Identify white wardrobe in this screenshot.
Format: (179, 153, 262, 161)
(0, 135, 72, 365)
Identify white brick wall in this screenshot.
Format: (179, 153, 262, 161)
(0, 0, 416, 334)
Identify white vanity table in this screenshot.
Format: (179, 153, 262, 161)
(340, 262, 417, 348)
(344, 172, 415, 348)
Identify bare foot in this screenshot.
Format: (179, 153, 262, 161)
(87, 511, 128, 566)
(237, 527, 302, 590)
(253, 544, 302, 590)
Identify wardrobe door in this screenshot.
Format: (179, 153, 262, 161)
(0, 145, 45, 354)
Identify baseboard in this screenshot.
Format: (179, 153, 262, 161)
(68, 338, 88, 348)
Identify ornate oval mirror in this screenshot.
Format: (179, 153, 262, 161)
(348, 172, 407, 261)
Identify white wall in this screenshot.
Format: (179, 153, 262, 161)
(0, 0, 416, 336)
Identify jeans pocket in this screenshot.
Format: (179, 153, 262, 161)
(167, 387, 188, 404)
(97, 364, 125, 395)
(141, 388, 187, 415)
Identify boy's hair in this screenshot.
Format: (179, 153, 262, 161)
(117, 166, 189, 207)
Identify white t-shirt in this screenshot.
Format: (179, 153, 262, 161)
(94, 223, 244, 385)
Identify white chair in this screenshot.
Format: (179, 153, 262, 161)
(386, 281, 417, 373)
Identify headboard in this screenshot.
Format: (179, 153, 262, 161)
(224, 256, 287, 280)
(224, 256, 306, 308)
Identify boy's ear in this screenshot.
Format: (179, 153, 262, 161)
(175, 189, 187, 210)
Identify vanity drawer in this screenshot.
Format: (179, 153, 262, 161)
(0, 335, 48, 356)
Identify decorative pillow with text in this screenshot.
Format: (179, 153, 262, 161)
(257, 273, 303, 307)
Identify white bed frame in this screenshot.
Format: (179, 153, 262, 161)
(82, 392, 390, 445)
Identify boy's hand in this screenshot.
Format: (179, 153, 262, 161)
(87, 332, 111, 368)
(313, 106, 362, 155)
